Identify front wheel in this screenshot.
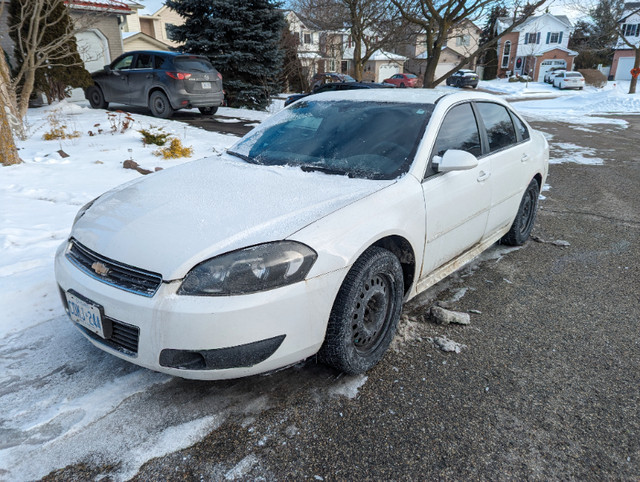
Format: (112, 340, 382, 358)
(198, 106, 218, 116)
(86, 85, 108, 109)
(501, 179, 540, 246)
(319, 247, 404, 375)
(149, 91, 174, 118)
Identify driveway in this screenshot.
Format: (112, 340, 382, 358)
(31, 111, 640, 480)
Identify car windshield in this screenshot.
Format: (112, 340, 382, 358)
(228, 100, 434, 180)
(174, 56, 215, 72)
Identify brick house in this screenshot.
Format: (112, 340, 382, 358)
(610, 2, 640, 80)
(496, 12, 577, 81)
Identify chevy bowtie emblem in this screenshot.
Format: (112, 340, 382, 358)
(91, 262, 110, 276)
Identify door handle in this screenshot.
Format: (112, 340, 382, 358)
(477, 171, 491, 182)
(521, 154, 529, 162)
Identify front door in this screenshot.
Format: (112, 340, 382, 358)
(105, 54, 134, 104)
(514, 56, 524, 75)
(126, 53, 154, 107)
(421, 102, 490, 276)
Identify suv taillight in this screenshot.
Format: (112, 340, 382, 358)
(217, 72, 223, 80)
(167, 72, 192, 80)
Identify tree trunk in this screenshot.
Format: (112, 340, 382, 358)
(0, 41, 23, 165)
(0, 107, 22, 166)
(423, 47, 443, 88)
(629, 48, 640, 95)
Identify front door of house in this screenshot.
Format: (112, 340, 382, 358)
(514, 56, 524, 75)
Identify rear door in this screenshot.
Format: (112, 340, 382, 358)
(474, 102, 531, 237)
(420, 102, 490, 276)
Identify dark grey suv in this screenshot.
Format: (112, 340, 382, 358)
(85, 51, 224, 118)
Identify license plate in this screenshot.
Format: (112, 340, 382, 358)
(66, 291, 106, 338)
(201, 82, 211, 89)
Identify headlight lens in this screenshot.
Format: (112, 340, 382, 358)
(177, 241, 317, 296)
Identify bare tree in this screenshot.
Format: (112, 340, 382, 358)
(0, 2, 22, 165)
(292, 0, 411, 81)
(391, 0, 548, 87)
(614, 4, 640, 93)
(7, 0, 90, 120)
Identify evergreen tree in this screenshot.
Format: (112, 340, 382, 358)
(479, 5, 507, 80)
(8, 0, 92, 104)
(166, 0, 285, 110)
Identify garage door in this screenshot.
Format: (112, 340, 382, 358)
(69, 30, 110, 102)
(615, 57, 635, 80)
(538, 59, 566, 82)
(378, 63, 400, 81)
(435, 63, 457, 84)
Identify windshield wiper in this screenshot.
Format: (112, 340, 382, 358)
(300, 165, 351, 177)
(227, 151, 255, 164)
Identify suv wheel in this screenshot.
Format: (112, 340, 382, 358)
(198, 106, 218, 116)
(86, 86, 108, 109)
(149, 91, 174, 118)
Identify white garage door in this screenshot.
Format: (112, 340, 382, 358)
(615, 57, 635, 80)
(69, 30, 110, 102)
(435, 63, 457, 84)
(378, 63, 400, 81)
(538, 59, 566, 82)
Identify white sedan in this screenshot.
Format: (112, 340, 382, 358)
(55, 90, 549, 380)
(553, 71, 585, 90)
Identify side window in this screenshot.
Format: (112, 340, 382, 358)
(113, 55, 134, 70)
(476, 102, 518, 152)
(511, 113, 530, 141)
(432, 103, 482, 159)
(133, 53, 153, 69)
(154, 55, 165, 69)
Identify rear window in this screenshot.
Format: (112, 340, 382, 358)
(406, 74, 417, 78)
(565, 72, 582, 78)
(174, 57, 215, 72)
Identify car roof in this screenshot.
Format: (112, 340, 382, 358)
(123, 50, 206, 58)
(302, 89, 506, 106)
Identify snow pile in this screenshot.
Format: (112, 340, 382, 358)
(329, 375, 368, 399)
(480, 78, 596, 98)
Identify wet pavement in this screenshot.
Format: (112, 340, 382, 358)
(42, 116, 640, 480)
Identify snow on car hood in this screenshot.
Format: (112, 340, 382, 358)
(72, 154, 393, 279)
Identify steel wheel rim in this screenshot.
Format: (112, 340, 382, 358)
(153, 96, 166, 113)
(519, 188, 536, 235)
(351, 274, 393, 354)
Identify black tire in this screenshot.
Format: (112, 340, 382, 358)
(86, 85, 108, 109)
(501, 179, 540, 246)
(198, 106, 218, 116)
(149, 91, 174, 118)
(319, 247, 404, 375)
(399, 82, 406, 88)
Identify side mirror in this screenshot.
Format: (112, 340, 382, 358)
(104, 65, 112, 73)
(433, 149, 478, 172)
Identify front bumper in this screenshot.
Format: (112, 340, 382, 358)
(54, 241, 346, 380)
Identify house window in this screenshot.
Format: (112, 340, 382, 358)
(524, 32, 540, 44)
(303, 32, 312, 44)
(165, 23, 176, 41)
(501, 40, 511, 68)
(623, 24, 639, 37)
(455, 35, 471, 46)
(547, 31, 562, 44)
(341, 60, 348, 73)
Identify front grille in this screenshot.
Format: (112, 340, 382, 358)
(66, 239, 162, 297)
(79, 317, 140, 355)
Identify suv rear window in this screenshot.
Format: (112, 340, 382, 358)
(174, 57, 215, 72)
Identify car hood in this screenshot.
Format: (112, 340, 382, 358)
(72, 154, 393, 280)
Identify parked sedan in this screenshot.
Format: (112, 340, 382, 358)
(383, 73, 419, 88)
(310, 72, 356, 91)
(55, 90, 548, 380)
(446, 70, 480, 88)
(553, 71, 585, 90)
(85, 51, 224, 118)
(284, 81, 394, 107)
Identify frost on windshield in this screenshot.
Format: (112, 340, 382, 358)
(229, 100, 434, 180)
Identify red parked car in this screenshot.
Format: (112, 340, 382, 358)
(383, 73, 419, 88)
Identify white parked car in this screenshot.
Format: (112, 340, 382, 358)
(553, 71, 585, 90)
(55, 90, 549, 380)
(544, 68, 565, 83)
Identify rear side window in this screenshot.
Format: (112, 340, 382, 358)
(154, 55, 165, 69)
(476, 103, 517, 152)
(174, 57, 215, 72)
(134, 53, 153, 69)
(511, 113, 530, 141)
(432, 103, 481, 158)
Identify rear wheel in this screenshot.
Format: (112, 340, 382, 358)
(149, 91, 174, 118)
(319, 247, 404, 375)
(501, 179, 540, 246)
(198, 106, 218, 116)
(86, 85, 108, 109)
(399, 82, 406, 88)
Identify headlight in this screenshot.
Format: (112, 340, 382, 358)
(177, 241, 317, 296)
(72, 196, 99, 226)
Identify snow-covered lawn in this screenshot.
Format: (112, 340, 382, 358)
(0, 87, 637, 480)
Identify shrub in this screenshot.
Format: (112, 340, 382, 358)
(153, 137, 193, 159)
(107, 110, 134, 133)
(578, 69, 607, 88)
(42, 110, 80, 140)
(139, 126, 171, 146)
